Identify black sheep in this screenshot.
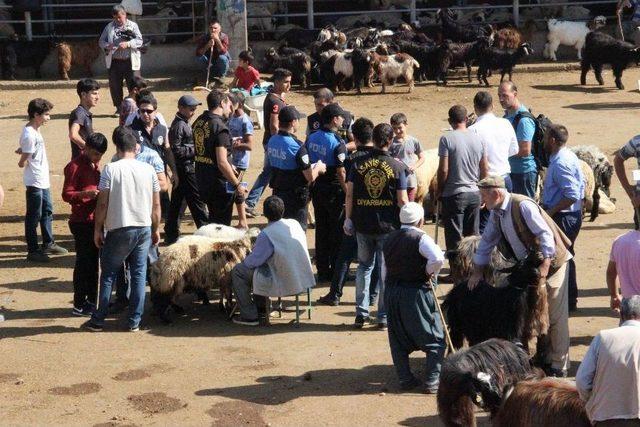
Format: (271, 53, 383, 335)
(476, 42, 533, 87)
(580, 31, 640, 90)
(0, 34, 50, 80)
(437, 338, 537, 427)
(436, 8, 493, 43)
(264, 47, 312, 88)
(436, 37, 491, 85)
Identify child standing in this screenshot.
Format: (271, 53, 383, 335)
(119, 76, 147, 126)
(228, 92, 254, 229)
(230, 50, 261, 95)
(62, 133, 108, 316)
(389, 113, 426, 202)
(18, 98, 68, 262)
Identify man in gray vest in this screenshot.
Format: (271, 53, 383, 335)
(383, 202, 445, 392)
(577, 295, 640, 425)
(469, 175, 572, 377)
(231, 196, 315, 326)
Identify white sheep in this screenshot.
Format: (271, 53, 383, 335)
(543, 15, 606, 61)
(414, 148, 438, 205)
(137, 7, 178, 44)
(572, 145, 616, 215)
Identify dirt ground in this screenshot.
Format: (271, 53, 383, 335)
(1, 67, 638, 426)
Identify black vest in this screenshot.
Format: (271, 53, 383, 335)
(193, 111, 229, 181)
(383, 228, 428, 284)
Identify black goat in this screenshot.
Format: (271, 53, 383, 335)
(580, 31, 640, 90)
(443, 250, 544, 351)
(0, 34, 50, 79)
(395, 39, 438, 82)
(264, 47, 312, 88)
(436, 37, 490, 85)
(320, 48, 371, 93)
(476, 42, 534, 87)
(278, 28, 322, 49)
(437, 338, 537, 427)
(436, 8, 493, 43)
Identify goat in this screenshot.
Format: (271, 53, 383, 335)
(543, 16, 606, 61)
(491, 378, 591, 427)
(571, 144, 614, 198)
(137, 7, 177, 44)
(443, 250, 548, 352)
(437, 338, 537, 427)
(476, 42, 534, 87)
(494, 26, 523, 50)
(436, 37, 490, 85)
(278, 28, 323, 49)
(55, 39, 100, 80)
(320, 49, 372, 93)
(370, 52, 420, 93)
(0, 34, 50, 79)
(447, 235, 507, 286)
(436, 8, 494, 43)
(394, 39, 438, 81)
(581, 31, 640, 90)
(264, 47, 312, 88)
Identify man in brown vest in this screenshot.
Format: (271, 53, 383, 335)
(468, 175, 572, 377)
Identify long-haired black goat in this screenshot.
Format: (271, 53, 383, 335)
(443, 250, 548, 351)
(437, 338, 537, 427)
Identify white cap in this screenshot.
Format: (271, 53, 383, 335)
(399, 202, 424, 225)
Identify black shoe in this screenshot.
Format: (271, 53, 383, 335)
(316, 272, 332, 283)
(81, 320, 103, 332)
(72, 302, 94, 317)
(43, 243, 68, 255)
(26, 251, 50, 263)
(438, 274, 455, 284)
(317, 294, 340, 306)
(377, 321, 388, 331)
(400, 377, 422, 391)
(354, 315, 368, 329)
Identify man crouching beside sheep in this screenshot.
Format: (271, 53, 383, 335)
(231, 196, 315, 326)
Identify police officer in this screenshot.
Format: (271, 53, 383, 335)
(306, 103, 348, 282)
(267, 106, 326, 229)
(306, 88, 355, 151)
(193, 89, 247, 225)
(164, 95, 209, 244)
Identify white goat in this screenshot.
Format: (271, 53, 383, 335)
(543, 15, 606, 61)
(372, 52, 420, 93)
(137, 8, 177, 44)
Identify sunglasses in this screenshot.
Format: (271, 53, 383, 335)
(140, 108, 155, 115)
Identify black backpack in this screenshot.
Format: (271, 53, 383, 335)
(512, 110, 552, 169)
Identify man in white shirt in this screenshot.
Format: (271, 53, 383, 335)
(469, 91, 518, 232)
(576, 295, 640, 426)
(83, 127, 160, 332)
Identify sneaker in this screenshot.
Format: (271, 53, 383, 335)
(43, 243, 68, 255)
(354, 315, 368, 329)
(377, 321, 388, 331)
(26, 251, 50, 263)
(425, 382, 440, 394)
(72, 304, 93, 317)
(317, 294, 340, 306)
(81, 320, 103, 332)
(129, 325, 140, 332)
(71, 306, 85, 316)
(245, 206, 258, 218)
(232, 316, 259, 326)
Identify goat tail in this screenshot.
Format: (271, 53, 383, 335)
(590, 179, 601, 222)
(412, 59, 420, 69)
(303, 56, 312, 72)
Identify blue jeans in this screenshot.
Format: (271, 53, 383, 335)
(245, 152, 272, 210)
(197, 53, 230, 78)
(553, 211, 582, 307)
(355, 232, 388, 321)
(25, 186, 54, 253)
(480, 174, 513, 233)
(91, 226, 151, 328)
(510, 170, 538, 198)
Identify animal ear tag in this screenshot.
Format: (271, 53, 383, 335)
(632, 170, 640, 182)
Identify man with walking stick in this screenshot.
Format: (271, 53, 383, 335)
(382, 202, 446, 392)
(195, 20, 230, 85)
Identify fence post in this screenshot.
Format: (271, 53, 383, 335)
(410, 0, 416, 23)
(513, 0, 519, 27)
(25, 11, 32, 41)
(307, 0, 314, 29)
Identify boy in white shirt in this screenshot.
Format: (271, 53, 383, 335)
(18, 98, 68, 262)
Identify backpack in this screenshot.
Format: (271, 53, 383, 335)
(512, 110, 552, 169)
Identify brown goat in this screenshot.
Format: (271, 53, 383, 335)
(56, 39, 100, 80)
(494, 27, 523, 50)
(493, 378, 591, 427)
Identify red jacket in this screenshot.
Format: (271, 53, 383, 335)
(62, 154, 100, 223)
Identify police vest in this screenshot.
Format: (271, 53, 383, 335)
(306, 129, 341, 167)
(267, 133, 302, 170)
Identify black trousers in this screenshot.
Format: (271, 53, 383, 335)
(441, 191, 480, 254)
(69, 221, 99, 308)
(164, 169, 209, 243)
(108, 58, 141, 110)
(311, 185, 344, 278)
(274, 187, 309, 231)
(202, 178, 233, 226)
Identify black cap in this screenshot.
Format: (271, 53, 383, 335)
(278, 105, 305, 124)
(178, 94, 202, 107)
(320, 103, 346, 126)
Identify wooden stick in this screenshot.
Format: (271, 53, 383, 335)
(431, 277, 456, 355)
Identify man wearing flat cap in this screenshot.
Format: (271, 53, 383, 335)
(305, 102, 349, 282)
(382, 202, 445, 392)
(266, 105, 326, 228)
(165, 94, 209, 244)
(469, 175, 573, 377)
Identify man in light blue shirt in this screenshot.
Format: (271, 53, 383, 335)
(542, 124, 584, 312)
(499, 81, 538, 198)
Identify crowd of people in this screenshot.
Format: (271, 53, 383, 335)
(9, 9, 640, 423)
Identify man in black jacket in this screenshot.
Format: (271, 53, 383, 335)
(164, 95, 209, 244)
